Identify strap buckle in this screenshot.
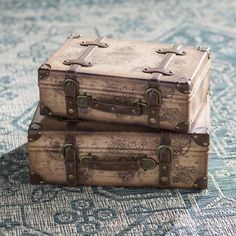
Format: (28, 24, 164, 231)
(157, 145, 174, 187)
(63, 143, 78, 186)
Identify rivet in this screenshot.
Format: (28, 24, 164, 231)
(162, 166, 167, 170)
(185, 121, 189, 125)
(38, 131, 42, 135)
(132, 109, 136, 114)
(68, 174, 75, 181)
(29, 138, 33, 141)
(203, 176, 207, 180)
(161, 176, 168, 182)
(68, 108, 74, 114)
(176, 126, 180, 130)
(40, 181, 44, 184)
(203, 142, 208, 146)
(30, 172, 35, 175)
(149, 118, 157, 125)
(177, 83, 181, 87)
(193, 183, 198, 188)
(111, 107, 115, 112)
(193, 135, 198, 139)
(48, 112, 52, 116)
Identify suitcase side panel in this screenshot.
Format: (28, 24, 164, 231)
(188, 59, 211, 125)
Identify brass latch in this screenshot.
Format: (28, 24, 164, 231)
(76, 95, 90, 108)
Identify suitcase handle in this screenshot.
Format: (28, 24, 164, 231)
(79, 155, 157, 171)
(76, 94, 147, 116)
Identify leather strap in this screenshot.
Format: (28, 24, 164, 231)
(64, 65, 79, 119)
(158, 132, 172, 187)
(146, 44, 183, 128)
(64, 122, 78, 186)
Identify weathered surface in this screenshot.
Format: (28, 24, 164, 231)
(28, 96, 210, 189)
(38, 36, 211, 131)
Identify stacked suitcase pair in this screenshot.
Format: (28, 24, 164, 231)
(28, 34, 211, 189)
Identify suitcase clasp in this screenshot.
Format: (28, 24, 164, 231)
(76, 95, 90, 108)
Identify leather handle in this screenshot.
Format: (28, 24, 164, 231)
(91, 99, 143, 116)
(80, 155, 156, 171)
(76, 94, 145, 116)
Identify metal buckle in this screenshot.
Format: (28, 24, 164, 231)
(63, 143, 77, 157)
(63, 78, 79, 91)
(157, 145, 174, 162)
(76, 95, 90, 108)
(145, 88, 162, 106)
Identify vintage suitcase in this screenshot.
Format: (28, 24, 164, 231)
(28, 95, 210, 189)
(38, 35, 211, 132)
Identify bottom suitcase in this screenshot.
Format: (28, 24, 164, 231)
(28, 96, 210, 189)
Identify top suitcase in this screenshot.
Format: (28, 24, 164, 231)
(38, 34, 211, 132)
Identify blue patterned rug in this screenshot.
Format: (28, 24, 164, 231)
(0, 0, 236, 235)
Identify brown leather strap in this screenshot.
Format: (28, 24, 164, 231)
(64, 122, 78, 186)
(64, 65, 79, 119)
(158, 132, 172, 187)
(146, 44, 183, 128)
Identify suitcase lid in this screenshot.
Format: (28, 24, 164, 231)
(29, 95, 210, 136)
(39, 35, 211, 90)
